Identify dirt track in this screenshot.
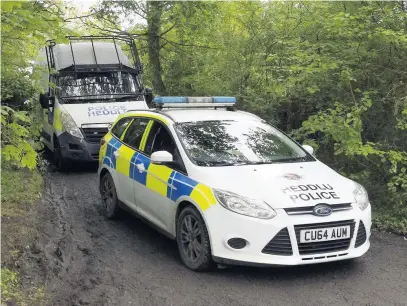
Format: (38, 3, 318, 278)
(23, 166, 407, 306)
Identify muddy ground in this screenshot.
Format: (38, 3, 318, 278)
(19, 165, 407, 306)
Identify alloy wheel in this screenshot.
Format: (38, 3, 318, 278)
(180, 214, 202, 262)
(101, 176, 114, 213)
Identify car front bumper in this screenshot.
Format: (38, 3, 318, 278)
(205, 203, 371, 266)
(58, 132, 100, 162)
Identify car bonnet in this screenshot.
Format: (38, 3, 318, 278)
(191, 161, 356, 209)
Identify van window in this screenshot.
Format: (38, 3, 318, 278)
(57, 71, 141, 101)
(122, 118, 150, 149)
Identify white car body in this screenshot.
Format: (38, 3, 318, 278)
(98, 107, 371, 267)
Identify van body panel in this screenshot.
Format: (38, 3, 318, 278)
(61, 101, 148, 127)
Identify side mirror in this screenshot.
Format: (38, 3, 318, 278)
(151, 150, 173, 164)
(144, 87, 153, 105)
(302, 144, 314, 155)
(39, 93, 54, 109)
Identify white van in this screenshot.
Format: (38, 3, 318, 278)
(38, 36, 150, 170)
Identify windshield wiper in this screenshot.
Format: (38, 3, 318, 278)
(272, 156, 313, 163)
(107, 94, 143, 101)
(197, 160, 237, 167)
(241, 161, 273, 165)
(59, 93, 143, 104)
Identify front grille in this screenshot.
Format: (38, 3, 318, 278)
(262, 228, 293, 256)
(81, 127, 108, 144)
(294, 220, 355, 255)
(355, 221, 367, 248)
(284, 203, 352, 216)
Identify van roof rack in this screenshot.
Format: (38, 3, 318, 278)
(45, 34, 144, 93)
(46, 35, 142, 75)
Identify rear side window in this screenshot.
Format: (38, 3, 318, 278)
(111, 117, 133, 139)
(122, 118, 150, 149)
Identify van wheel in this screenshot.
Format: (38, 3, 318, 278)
(53, 138, 70, 171)
(100, 172, 120, 219)
(176, 206, 214, 271)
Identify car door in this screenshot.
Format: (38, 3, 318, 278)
(115, 117, 151, 210)
(107, 116, 133, 205)
(133, 120, 187, 232)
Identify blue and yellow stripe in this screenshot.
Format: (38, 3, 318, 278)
(103, 135, 216, 211)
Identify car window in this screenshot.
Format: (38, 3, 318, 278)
(175, 120, 314, 166)
(145, 121, 185, 173)
(111, 117, 133, 139)
(122, 118, 150, 149)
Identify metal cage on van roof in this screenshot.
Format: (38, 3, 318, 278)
(45, 35, 143, 75)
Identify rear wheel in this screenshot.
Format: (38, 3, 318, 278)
(100, 172, 120, 219)
(176, 206, 214, 271)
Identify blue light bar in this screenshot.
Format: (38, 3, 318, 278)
(152, 96, 236, 108)
(212, 96, 236, 103)
(153, 96, 186, 104)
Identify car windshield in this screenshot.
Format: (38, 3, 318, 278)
(175, 120, 313, 166)
(57, 71, 141, 103)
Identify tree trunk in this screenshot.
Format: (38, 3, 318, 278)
(147, 1, 166, 95)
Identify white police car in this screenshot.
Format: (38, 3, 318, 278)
(98, 96, 371, 271)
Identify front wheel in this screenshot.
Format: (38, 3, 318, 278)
(176, 206, 214, 271)
(53, 138, 70, 171)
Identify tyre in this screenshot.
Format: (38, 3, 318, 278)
(176, 206, 214, 271)
(53, 138, 70, 171)
(100, 172, 120, 219)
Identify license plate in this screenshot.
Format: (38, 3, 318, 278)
(300, 226, 351, 243)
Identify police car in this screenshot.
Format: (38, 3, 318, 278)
(98, 96, 371, 271)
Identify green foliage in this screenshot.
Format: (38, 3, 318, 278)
(1, 167, 44, 217)
(0, 268, 23, 304)
(1, 1, 69, 169)
(0, 268, 48, 306)
(1, 106, 38, 169)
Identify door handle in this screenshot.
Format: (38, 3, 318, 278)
(136, 163, 145, 173)
(113, 151, 120, 158)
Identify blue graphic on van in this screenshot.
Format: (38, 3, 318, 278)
(88, 105, 127, 117)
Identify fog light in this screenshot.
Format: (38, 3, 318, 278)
(227, 238, 247, 249)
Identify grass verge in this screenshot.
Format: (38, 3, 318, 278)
(1, 167, 47, 306)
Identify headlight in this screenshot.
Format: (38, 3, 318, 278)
(214, 189, 276, 219)
(353, 183, 369, 210)
(61, 111, 83, 139)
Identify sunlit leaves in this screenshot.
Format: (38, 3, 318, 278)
(1, 106, 38, 170)
(1, 1, 69, 169)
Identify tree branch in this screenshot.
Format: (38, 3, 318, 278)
(64, 11, 100, 22)
(159, 36, 220, 50)
(159, 23, 177, 37)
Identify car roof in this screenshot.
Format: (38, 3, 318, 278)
(126, 109, 263, 124)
